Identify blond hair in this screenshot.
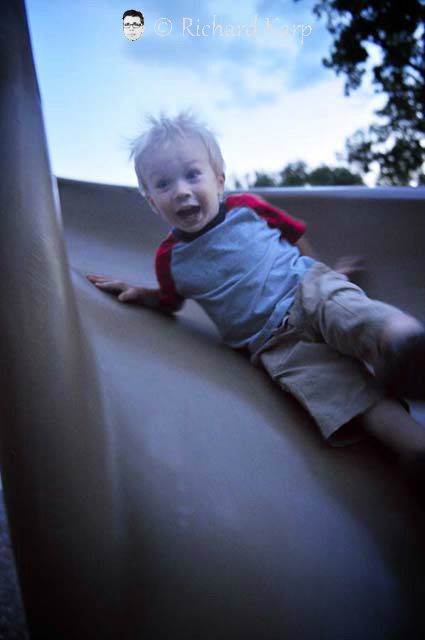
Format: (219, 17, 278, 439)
(129, 109, 226, 195)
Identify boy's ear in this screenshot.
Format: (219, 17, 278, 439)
(217, 173, 225, 197)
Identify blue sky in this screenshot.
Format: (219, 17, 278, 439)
(26, 0, 383, 188)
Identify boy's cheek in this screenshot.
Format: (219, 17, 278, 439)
(146, 195, 161, 216)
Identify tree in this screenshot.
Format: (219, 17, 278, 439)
(247, 162, 364, 187)
(278, 161, 309, 186)
(295, 0, 425, 185)
(308, 165, 364, 185)
(250, 171, 277, 187)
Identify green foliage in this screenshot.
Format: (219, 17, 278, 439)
(308, 165, 364, 185)
(279, 161, 309, 186)
(294, 0, 425, 185)
(251, 171, 277, 187)
(247, 162, 364, 187)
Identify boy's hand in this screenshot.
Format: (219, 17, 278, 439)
(333, 256, 367, 278)
(333, 256, 369, 289)
(86, 274, 179, 313)
(86, 274, 143, 303)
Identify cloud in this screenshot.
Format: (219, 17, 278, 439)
(138, 0, 208, 15)
(123, 25, 262, 69)
(256, 0, 316, 22)
(122, 0, 335, 107)
(122, 10, 280, 96)
(215, 71, 279, 109)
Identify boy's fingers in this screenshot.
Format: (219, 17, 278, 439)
(87, 274, 112, 282)
(87, 274, 132, 290)
(87, 274, 124, 283)
(118, 288, 138, 302)
(334, 256, 367, 272)
(102, 282, 124, 290)
(92, 280, 127, 294)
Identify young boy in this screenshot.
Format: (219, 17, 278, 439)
(87, 112, 425, 494)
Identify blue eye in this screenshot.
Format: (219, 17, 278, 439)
(187, 169, 201, 179)
(156, 179, 168, 189)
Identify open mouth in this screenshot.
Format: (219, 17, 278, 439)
(178, 205, 201, 219)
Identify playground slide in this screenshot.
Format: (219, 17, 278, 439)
(1, 0, 425, 637)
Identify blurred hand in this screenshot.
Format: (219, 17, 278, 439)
(333, 256, 369, 289)
(333, 256, 367, 278)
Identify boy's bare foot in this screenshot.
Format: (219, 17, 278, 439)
(376, 315, 425, 400)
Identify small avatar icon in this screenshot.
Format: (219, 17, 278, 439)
(123, 9, 144, 41)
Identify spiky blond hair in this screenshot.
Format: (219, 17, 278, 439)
(129, 109, 226, 196)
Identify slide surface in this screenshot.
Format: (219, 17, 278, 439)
(1, 179, 425, 638)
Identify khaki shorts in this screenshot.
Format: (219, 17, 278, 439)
(251, 261, 406, 447)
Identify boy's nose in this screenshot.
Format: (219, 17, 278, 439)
(174, 179, 191, 199)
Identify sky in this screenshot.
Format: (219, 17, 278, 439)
(25, 0, 385, 189)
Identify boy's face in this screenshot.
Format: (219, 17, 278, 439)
(144, 136, 225, 233)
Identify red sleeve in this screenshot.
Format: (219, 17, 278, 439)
(155, 234, 186, 312)
(224, 193, 306, 244)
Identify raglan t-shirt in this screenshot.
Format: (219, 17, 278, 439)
(154, 193, 317, 355)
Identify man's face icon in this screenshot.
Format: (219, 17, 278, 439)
(123, 17, 144, 40)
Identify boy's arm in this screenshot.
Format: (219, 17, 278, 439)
(86, 276, 184, 314)
(88, 235, 186, 314)
(134, 286, 184, 314)
(228, 194, 367, 282)
(296, 235, 318, 260)
(294, 242, 368, 286)
(226, 193, 307, 245)
(155, 235, 186, 313)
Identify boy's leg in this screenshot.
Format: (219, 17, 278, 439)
(255, 315, 425, 504)
(299, 262, 425, 400)
(351, 396, 425, 458)
(375, 314, 425, 399)
(351, 397, 425, 502)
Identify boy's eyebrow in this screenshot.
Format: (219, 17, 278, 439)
(185, 158, 203, 164)
(149, 170, 165, 180)
(149, 159, 204, 180)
